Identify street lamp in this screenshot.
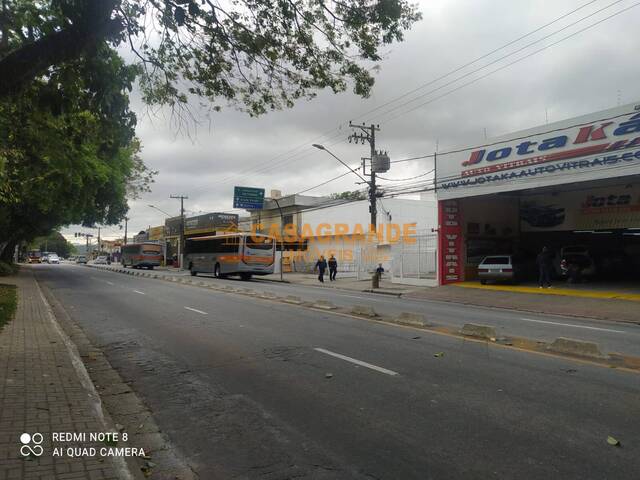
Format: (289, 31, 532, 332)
(272, 197, 285, 282)
(148, 204, 172, 217)
(312, 144, 369, 184)
(148, 204, 173, 268)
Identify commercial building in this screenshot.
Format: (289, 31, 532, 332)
(247, 190, 438, 283)
(435, 102, 640, 285)
(165, 212, 239, 264)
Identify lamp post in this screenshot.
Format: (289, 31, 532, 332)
(272, 197, 285, 282)
(148, 204, 173, 267)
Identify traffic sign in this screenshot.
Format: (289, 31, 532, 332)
(233, 186, 265, 209)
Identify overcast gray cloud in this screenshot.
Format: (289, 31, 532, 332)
(63, 0, 640, 240)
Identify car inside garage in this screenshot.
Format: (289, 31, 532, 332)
(437, 101, 640, 290)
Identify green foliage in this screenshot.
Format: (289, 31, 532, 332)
(29, 231, 75, 258)
(1, 0, 421, 114)
(0, 284, 17, 329)
(330, 190, 368, 201)
(0, 263, 18, 277)
(0, 44, 154, 249)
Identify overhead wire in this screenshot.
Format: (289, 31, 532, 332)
(180, 0, 618, 195)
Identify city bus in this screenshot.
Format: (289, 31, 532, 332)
(185, 233, 275, 280)
(121, 242, 163, 269)
(27, 250, 42, 263)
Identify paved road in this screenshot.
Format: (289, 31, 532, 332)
(36, 264, 639, 479)
(95, 264, 640, 356)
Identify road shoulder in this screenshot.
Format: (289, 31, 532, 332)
(36, 270, 197, 480)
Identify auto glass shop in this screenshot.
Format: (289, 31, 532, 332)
(436, 102, 640, 285)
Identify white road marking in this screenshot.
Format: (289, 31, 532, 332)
(314, 348, 399, 376)
(133, 290, 145, 295)
(184, 306, 208, 315)
(519, 317, 626, 334)
(106, 281, 114, 286)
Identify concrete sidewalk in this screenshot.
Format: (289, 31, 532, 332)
(0, 269, 138, 480)
(260, 272, 415, 296)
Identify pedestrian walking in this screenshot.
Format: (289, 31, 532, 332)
(376, 263, 385, 280)
(536, 246, 553, 288)
(328, 255, 338, 281)
(315, 256, 327, 283)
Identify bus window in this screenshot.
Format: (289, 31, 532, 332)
(246, 236, 274, 250)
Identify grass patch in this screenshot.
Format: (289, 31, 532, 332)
(0, 261, 19, 276)
(0, 284, 17, 329)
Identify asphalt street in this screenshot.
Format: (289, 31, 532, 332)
(35, 264, 639, 479)
(96, 264, 640, 356)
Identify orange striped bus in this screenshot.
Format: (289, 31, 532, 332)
(185, 233, 275, 280)
(121, 243, 162, 269)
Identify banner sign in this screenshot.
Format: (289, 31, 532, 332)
(520, 184, 640, 232)
(438, 199, 464, 284)
(437, 102, 640, 199)
(233, 186, 265, 209)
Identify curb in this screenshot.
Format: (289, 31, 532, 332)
(460, 323, 498, 341)
(548, 337, 606, 359)
(80, 263, 640, 371)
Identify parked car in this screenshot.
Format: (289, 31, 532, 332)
(47, 253, 60, 264)
(76, 255, 87, 264)
(477, 254, 532, 284)
(94, 255, 109, 265)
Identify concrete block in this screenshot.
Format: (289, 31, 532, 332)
(259, 291, 277, 299)
(460, 323, 497, 341)
(548, 337, 605, 358)
(396, 312, 428, 327)
(282, 296, 303, 305)
(351, 305, 378, 317)
(313, 300, 337, 310)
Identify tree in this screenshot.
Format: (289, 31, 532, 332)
(30, 231, 74, 257)
(0, 0, 421, 114)
(330, 189, 367, 201)
(0, 45, 154, 260)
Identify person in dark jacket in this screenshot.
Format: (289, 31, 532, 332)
(328, 255, 338, 281)
(376, 263, 385, 280)
(315, 256, 327, 283)
(536, 246, 553, 288)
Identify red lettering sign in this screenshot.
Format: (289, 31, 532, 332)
(438, 199, 463, 284)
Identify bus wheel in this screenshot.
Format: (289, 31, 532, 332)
(189, 264, 197, 276)
(240, 273, 252, 281)
(148, 266, 154, 270)
(214, 263, 221, 278)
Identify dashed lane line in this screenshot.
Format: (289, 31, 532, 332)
(519, 317, 626, 334)
(314, 348, 399, 376)
(184, 306, 208, 315)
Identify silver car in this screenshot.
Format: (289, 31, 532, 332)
(478, 255, 516, 284)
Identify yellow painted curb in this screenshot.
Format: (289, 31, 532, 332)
(453, 282, 640, 302)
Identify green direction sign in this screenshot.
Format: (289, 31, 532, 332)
(233, 186, 265, 209)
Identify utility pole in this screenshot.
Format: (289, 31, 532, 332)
(123, 217, 129, 245)
(170, 194, 188, 270)
(349, 123, 381, 228)
(97, 227, 101, 252)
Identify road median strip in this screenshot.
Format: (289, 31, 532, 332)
(85, 264, 640, 372)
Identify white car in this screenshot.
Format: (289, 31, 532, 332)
(94, 256, 109, 265)
(47, 254, 60, 264)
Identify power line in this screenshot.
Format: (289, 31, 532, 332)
(379, 1, 640, 125)
(349, 0, 604, 123)
(181, 1, 615, 194)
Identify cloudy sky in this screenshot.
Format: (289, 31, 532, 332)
(63, 0, 640, 241)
